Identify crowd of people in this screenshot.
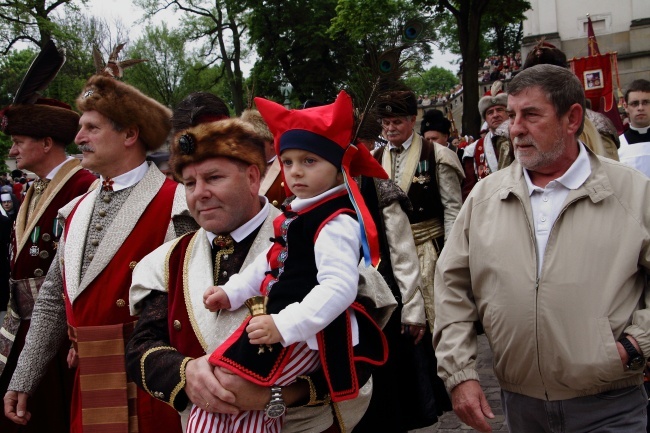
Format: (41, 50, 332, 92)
(0, 36, 647, 433)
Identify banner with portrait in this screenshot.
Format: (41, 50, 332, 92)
(570, 53, 614, 112)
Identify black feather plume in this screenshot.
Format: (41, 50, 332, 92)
(13, 40, 66, 105)
(346, 17, 432, 144)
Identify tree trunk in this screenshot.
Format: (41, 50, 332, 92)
(456, 2, 485, 138)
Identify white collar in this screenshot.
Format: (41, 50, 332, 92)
(43, 156, 76, 181)
(290, 184, 346, 212)
(99, 161, 149, 192)
(206, 196, 270, 244)
(629, 125, 650, 134)
(387, 132, 414, 152)
(524, 142, 591, 195)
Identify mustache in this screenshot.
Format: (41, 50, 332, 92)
(513, 137, 535, 147)
(77, 144, 94, 153)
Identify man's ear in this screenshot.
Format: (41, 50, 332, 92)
(42, 137, 54, 153)
(123, 125, 140, 147)
(566, 103, 584, 137)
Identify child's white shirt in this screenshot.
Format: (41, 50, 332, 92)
(222, 185, 361, 350)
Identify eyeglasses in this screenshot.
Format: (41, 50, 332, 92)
(628, 100, 650, 108)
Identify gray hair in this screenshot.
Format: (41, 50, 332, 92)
(508, 64, 585, 136)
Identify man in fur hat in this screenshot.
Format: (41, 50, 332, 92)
(460, 81, 513, 200)
(0, 96, 97, 433)
(125, 94, 395, 433)
(420, 109, 461, 157)
(4, 72, 197, 433)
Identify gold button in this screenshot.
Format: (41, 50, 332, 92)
(42, 233, 51, 242)
(223, 254, 229, 261)
(419, 207, 424, 212)
(280, 182, 284, 187)
(272, 200, 279, 207)
(102, 196, 111, 203)
(173, 320, 182, 331)
(34, 268, 44, 277)
(222, 271, 228, 277)
(91, 240, 99, 246)
(99, 210, 106, 217)
(129, 261, 138, 270)
(95, 224, 103, 231)
(39, 250, 49, 259)
(116, 299, 126, 308)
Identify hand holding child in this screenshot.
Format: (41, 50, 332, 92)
(246, 315, 281, 345)
(204, 286, 231, 312)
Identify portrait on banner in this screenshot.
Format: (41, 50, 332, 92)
(584, 69, 604, 90)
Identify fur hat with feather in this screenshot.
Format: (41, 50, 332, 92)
(77, 43, 171, 151)
(0, 40, 79, 144)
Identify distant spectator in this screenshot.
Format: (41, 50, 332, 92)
(1, 193, 19, 223)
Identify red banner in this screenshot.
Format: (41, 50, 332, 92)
(570, 53, 613, 113)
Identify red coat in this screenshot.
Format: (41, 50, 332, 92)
(62, 175, 182, 433)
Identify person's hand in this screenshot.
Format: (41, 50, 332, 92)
(3, 391, 31, 425)
(247, 315, 281, 345)
(617, 335, 642, 367)
(213, 367, 271, 411)
(184, 356, 238, 414)
(401, 324, 427, 345)
(203, 286, 231, 312)
(451, 380, 494, 433)
(67, 346, 78, 369)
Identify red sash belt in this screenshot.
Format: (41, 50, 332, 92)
(67, 322, 138, 433)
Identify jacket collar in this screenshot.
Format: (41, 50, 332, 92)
(499, 144, 613, 205)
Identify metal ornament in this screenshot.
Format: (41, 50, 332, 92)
(178, 134, 195, 155)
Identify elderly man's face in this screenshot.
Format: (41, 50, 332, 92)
(507, 87, 577, 174)
(181, 157, 261, 234)
(381, 116, 416, 147)
(75, 110, 129, 178)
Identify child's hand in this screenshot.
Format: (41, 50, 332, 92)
(246, 315, 281, 345)
(203, 286, 231, 312)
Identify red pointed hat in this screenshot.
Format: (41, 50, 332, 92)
(254, 90, 387, 179)
(254, 90, 388, 267)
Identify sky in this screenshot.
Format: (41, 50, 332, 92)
(82, 0, 461, 74)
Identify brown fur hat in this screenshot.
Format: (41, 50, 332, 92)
(1, 98, 79, 144)
(170, 118, 266, 180)
(76, 74, 172, 151)
(240, 109, 274, 142)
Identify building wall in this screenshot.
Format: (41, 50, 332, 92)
(521, 0, 650, 92)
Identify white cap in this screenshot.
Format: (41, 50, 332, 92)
(1, 193, 11, 201)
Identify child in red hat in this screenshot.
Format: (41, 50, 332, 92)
(188, 91, 389, 433)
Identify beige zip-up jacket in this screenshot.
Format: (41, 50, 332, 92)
(433, 147, 650, 401)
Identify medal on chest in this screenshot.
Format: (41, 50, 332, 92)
(29, 226, 40, 256)
(413, 160, 431, 184)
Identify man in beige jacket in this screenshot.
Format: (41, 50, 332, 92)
(434, 64, 650, 432)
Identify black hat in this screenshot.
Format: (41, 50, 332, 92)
(376, 90, 418, 117)
(420, 109, 451, 136)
